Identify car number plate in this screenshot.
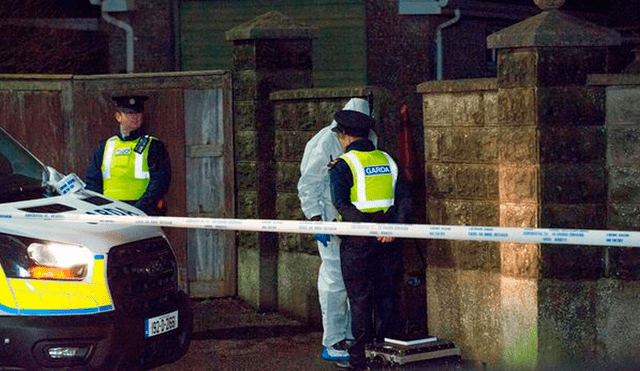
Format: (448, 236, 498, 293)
(145, 310, 179, 338)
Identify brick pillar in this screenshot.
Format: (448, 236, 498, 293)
(226, 12, 316, 311)
(484, 0, 621, 369)
(424, 1, 623, 370)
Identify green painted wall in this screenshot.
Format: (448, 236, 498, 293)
(180, 0, 367, 88)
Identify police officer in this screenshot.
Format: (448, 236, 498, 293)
(329, 110, 412, 369)
(298, 98, 377, 363)
(85, 95, 171, 216)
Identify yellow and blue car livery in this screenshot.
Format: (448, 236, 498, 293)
(0, 254, 112, 316)
(0, 189, 192, 370)
(0, 124, 191, 370)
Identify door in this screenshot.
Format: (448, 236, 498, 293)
(185, 88, 236, 297)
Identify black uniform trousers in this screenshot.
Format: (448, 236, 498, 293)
(340, 234, 403, 366)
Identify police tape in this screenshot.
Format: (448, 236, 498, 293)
(3, 211, 640, 248)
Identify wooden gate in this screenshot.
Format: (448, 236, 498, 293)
(184, 88, 236, 297)
(0, 71, 236, 298)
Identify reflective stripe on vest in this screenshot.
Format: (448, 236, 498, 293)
(101, 135, 152, 200)
(340, 150, 398, 213)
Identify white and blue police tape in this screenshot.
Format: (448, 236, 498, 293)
(4, 212, 640, 247)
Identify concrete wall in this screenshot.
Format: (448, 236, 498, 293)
(228, 7, 640, 370)
(228, 12, 316, 312)
(419, 78, 506, 367)
(227, 12, 404, 322)
(595, 74, 640, 369)
(236, 85, 396, 321)
(418, 8, 640, 369)
(419, 75, 640, 371)
(263, 87, 395, 323)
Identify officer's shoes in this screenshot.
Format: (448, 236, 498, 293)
(333, 339, 352, 350)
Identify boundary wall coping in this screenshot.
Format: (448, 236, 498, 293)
(270, 86, 384, 101)
(588, 74, 640, 86)
(417, 78, 498, 94)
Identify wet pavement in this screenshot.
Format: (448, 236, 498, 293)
(151, 297, 478, 371)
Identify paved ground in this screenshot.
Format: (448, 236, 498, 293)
(151, 297, 478, 371)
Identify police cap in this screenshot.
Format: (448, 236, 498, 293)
(331, 110, 374, 137)
(112, 95, 148, 113)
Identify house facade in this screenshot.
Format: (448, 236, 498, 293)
(1, 1, 635, 81)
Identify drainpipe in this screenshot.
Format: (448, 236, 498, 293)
(436, 8, 461, 81)
(101, 12, 134, 73)
(89, 0, 135, 73)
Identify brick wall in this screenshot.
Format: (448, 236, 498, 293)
(418, 78, 504, 364)
(268, 86, 396, 322)
(105, 0, 175, 73)
(592, 74, 640, 281)
(271, 87, 394, 252)
(419, 15, 640, 370)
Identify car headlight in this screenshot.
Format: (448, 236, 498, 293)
(0, 234, 92, 281)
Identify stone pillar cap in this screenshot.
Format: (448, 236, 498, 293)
(226, 11, 318, 41)
(487, 9, 621, 49)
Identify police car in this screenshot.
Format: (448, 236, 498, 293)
(0, 127, 192, 370)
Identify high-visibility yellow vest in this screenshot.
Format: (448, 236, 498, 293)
(101, 135, 152, 200)
(339, 149, 398, 213)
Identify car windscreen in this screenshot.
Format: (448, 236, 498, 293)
(0, 128, 48, 203)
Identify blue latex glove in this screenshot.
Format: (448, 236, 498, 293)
(314, 234, 331, 247)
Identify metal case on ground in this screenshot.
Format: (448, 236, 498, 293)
(365, 338, 460, 366)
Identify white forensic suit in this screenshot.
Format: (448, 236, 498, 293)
(297, 98, 377, 359)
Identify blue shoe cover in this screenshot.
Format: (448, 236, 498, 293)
(321, 347, 350, 362)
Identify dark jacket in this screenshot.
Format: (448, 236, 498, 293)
(85, 128, 171, 215)
(329, 139, 412, 224)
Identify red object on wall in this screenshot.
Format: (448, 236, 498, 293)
(397, 104, 416, 183)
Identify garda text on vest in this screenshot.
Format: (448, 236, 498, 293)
(364, 165, 391, 176)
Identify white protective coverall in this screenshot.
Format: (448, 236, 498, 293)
(297, 98, 377, 349)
